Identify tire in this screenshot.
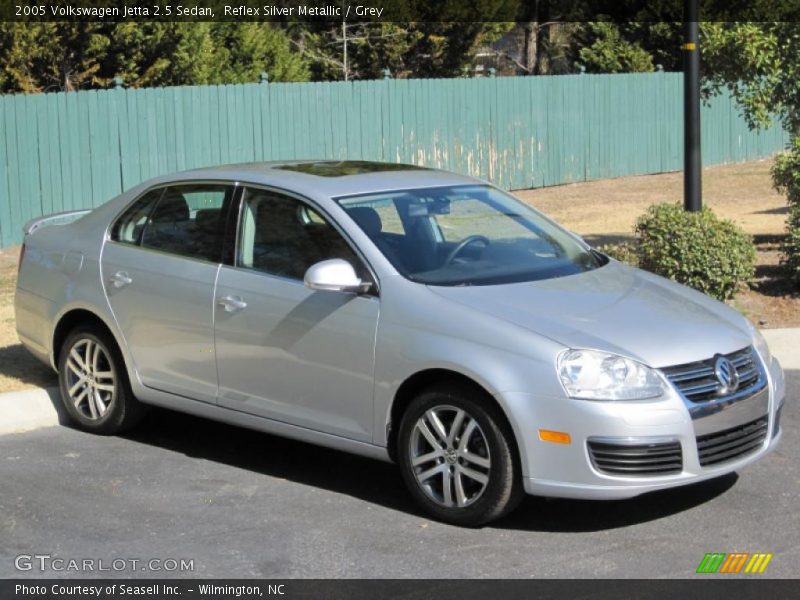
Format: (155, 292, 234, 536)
(57, 325, 145, 434)
(397, 383, 523, 526)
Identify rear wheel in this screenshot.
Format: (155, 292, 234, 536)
(57, 325, 145, 434)
(397, 384, 523, 526)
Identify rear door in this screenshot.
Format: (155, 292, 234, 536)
(101, 183, 235, 403)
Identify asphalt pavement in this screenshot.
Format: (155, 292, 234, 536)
(1, 372, 797, 579)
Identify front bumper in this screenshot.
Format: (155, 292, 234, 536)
(502, 355, 786, 500)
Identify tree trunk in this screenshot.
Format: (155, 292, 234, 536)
(521, 22, 538, 75)
(63, 68, 74, 92)
(521, 0, 550, 76)
(536, 25, 550, 75)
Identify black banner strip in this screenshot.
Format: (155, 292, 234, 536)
(4, 0, 800, 23)
(2, 579, 800, 600)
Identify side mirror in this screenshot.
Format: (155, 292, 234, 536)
(304, 259, 368, 294)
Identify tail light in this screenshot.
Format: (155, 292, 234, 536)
(17, 243, 26, 274)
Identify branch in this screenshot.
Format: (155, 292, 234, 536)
(323, 31, 409, 45)
(289, 38, 362, 79)
(290, 39, 344, 68)
(522, 21, 562, 33)
(492, 50, 533, 74)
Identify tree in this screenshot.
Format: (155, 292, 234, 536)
(0, 23, 110, 92)
(512, 1, 581, 75)
(702, 23, 798, 134)
(209, 23, 309, 83)
(0, 22, 310, 93)
(293, 21, 512, 81)
(409, 22, 513, 77)
(103, 23, 309, 87)
(287, 0, 516, 81)
(103, 23, 219, 88)
(571, 22, 657, 73)
(700, 22, 800, 287)
(290, 22, 421, 81)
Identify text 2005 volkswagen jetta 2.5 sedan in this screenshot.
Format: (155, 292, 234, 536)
(16, 161, 786, 525)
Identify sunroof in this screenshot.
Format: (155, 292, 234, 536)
(275, 161, 428, 177)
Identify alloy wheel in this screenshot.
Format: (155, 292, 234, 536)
(408, 405, 492, 508)
(64, 338, 116, 420)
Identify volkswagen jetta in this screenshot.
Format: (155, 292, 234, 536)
(15, 161, 786, 525)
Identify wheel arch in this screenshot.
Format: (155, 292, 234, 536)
(51, 307, 125, 370)
(386, 368, 522, 466)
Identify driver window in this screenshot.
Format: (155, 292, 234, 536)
(237, 188, 367, 281)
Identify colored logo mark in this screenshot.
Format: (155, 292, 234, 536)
(696, 552, 773, 574)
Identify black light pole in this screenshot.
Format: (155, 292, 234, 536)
(683, 0, 702, 211)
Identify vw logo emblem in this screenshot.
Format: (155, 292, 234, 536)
(713, 355, 739, 394)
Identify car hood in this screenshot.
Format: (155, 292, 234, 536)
(426, 261, 752, 368)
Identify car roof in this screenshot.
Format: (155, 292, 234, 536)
(150, 160, 484, 199)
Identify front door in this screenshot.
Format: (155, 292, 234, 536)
(214, 187, 379, 441)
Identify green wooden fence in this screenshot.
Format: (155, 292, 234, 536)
(0, 72, 788, 247)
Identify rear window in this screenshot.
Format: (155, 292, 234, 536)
(110, 189, 163, 245)
(139, 184, 231, 262)
(111, 184, 233, 263)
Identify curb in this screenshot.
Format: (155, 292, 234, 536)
(0, 329, 796, 437)
(0, 387, 64, 435)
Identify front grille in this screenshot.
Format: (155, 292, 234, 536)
(661, 346, 762, 403)
(696, 416, 768, 467)
(588, 440, 683, 476)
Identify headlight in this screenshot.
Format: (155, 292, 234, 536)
(558, 349, 666, 401)
(748, 321, 772, 365)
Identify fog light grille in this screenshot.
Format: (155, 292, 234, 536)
(587, 439, 683, 476)
(696, 416, 768, 467)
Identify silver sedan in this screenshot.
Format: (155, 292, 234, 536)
(15, 161, 786, 525)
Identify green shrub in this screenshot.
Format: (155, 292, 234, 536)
(771, 139, 800, 285)
(634, 203, 756, 301)
(597, 241, 639, 266)
(784, 205, 800, 285)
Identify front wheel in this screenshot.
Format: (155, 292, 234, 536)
(58, 326, 144, 434)
(397, 384, 523, 526)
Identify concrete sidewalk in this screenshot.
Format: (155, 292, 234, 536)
(0, 328, 796, 435)
(0, 387, 63, 435)
(762, 328, 799, 370)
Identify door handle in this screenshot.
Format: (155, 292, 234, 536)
(109, 271, 132, 288)
(217, 295, 247, 313)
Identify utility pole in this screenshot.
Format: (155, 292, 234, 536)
(683, 0, 702, 211)
(342, 20, 348, 81)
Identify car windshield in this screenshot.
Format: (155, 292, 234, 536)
(336, 185, 607, 286)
